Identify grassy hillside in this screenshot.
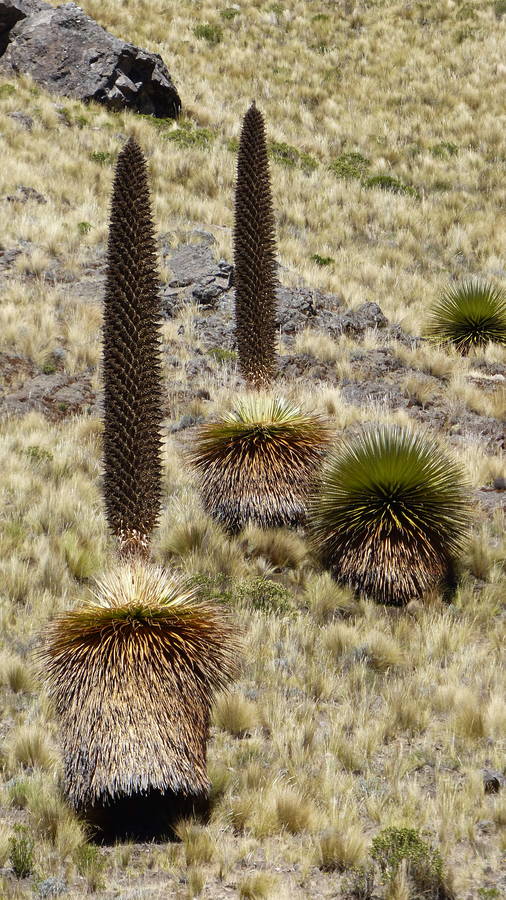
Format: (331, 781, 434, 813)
(0, 0, 504, 897)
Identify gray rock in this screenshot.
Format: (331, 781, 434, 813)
(0, 1, 181, 117)
(0, 0, 47, 52)
(7, 109, 33, 128)
(482, 769, 506, 794)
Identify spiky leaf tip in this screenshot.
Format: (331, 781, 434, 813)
(309, 425, 472, 605)
(234, 103, 278, 389)
(425, 280, 506, 353)
(189, 395, 332, 532)
(102, 137, 163, 554)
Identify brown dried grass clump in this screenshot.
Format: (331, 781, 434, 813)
(102, 137, 163, 559)
(189, 395, 332, 533)
(39, 564, 239, 841)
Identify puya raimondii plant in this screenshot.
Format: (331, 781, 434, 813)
(102, 136, 163, 560)
(425, 279, 506, 353)
(309, 425, 471, 606)
(234, 101, 278, 389)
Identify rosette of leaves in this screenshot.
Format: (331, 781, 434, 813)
(39, 563, 239, 842)
(189, 395, 332, 533)
(102, 136, 163, 559)
(234, 102, 278, 389)
(425, 280, 506, 353)
(309, 425, 471, 605)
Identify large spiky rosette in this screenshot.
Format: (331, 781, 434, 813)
(38, 564, 239, 814)
(102, 137, 163, 556)
(234, 102, 278, 389)
(309, 425, 472, 605)
(425, 279, 506, 353)
(188, 395, 332, 532)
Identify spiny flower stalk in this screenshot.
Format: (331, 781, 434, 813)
(38, 564, 239, 838)
(309, 425, 472, 605)
(234, 102, 278, 389)
(189, 395, 332, 533)
(102, 137, 163, 559)
(425, 279, 506, 353)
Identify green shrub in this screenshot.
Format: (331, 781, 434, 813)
(165, 121, 215, 149)
(329, 152, 370, 180)
(9, 825, 34, 879)
(24, 446, 53, 463)
(207, 347, 238, 363)
(371, 827, 451, 897)
(363, 174, 419, 197)
(494, 0, 506, 18)
(232, 577, 295, 616)
(77, 221, 92, 235)
(268, 140, 318, 171)
(311, 254, 334, 267)
(89, 150, 114, 165)
(193, 23, 223, 44)
(0, 83, 16, 98)
(430, 141, 458, 158)
(425, 280, 506, 352)
(221, 7, 240, 19)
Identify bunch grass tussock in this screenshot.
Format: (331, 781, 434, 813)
(310, 425, 472, 605)
(38, 563, 239, 813)
(189, 395, 332, 532)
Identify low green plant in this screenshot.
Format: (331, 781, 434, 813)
(268, 140, 318, 171)
(77, 221, 92, 235)
(221, 7, 240, 19)
(363, 173, 419, 197)
(425, 280, 506, 352)
(24, 446, 53, 463)
(207, 347, 238, 363)
(165, 121, 215, 149)
(75, 844, 106, 892)
(430, 141, 458, 158)
(0, 83, 16, 97)
(309, 425, 471, 605)
(494, 0, 506, 18)
(232, 577, 294, 616)
(9, 825, 34, 879)
(330, 152, 370, 180)
(371, 827, 451, 897)
(311, 253, 334, 267)
(89, 151, 114, 165)
(193, 23, 223, 44)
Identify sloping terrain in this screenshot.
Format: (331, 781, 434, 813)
(0, 0, 504, 897)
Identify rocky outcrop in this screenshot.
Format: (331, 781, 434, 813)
(0, 0, 181, 117)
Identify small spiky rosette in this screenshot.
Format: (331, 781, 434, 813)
(309, 425, 471, 605)
(425, 279, 506, 353)
(39, 564, 239, 819)
(188, 396, 332, 532)
(234, 102, 278, 389)
(102, 137, 163, 556)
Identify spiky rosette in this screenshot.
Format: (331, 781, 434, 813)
(188, 396, 332, 532)
(234, 102, 278, 389)
(309, 425, 471, 605)
(425, 280, 506, 353)
(102, 137, 163, 557)
(38, 564, 239, 826)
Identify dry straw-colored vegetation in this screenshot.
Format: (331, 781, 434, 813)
(0, 0, 505, 896)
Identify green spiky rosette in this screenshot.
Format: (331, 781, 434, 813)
(309, 425, 472, 605)
(425, 280, 506, 353)
(189, 395, 332, 533)
(39, 564, 239, 813)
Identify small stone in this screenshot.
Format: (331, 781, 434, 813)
(8, 110, 33, 129)
(482, 769, 505, 794)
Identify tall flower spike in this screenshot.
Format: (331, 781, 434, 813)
(102, 137, 163, 559)
(234, 102, 278, 389)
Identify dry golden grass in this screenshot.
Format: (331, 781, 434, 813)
(0, 0, 505, 896)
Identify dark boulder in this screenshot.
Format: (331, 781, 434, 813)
(0, 0, 181, 117)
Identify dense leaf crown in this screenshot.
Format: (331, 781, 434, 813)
(310, 425, 471, 605)
(102, 137, 163, 554)
(425, 279, 506, 352)
(234, 103, 278, 389)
